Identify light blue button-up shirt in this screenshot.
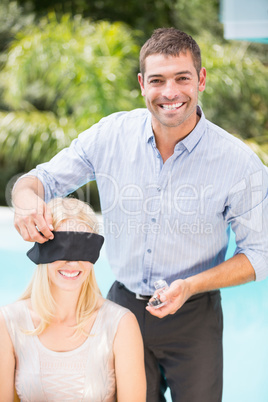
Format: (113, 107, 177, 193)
(28, 107, 268, 294)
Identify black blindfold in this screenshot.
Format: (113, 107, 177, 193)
(27, 231, 104, 264)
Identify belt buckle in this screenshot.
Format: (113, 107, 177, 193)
(135, 293, 150, 300)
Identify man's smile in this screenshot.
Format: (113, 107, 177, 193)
(159, 102, 185, 110)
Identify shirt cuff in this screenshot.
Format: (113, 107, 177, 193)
(16, 169, 53, 204)
(235, 249, 268, 282)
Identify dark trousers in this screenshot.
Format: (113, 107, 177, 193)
(107, 281, 223, 402)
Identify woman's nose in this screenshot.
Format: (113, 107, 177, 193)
(66, 260, 78, 266)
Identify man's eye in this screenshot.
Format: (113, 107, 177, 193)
(179, 77, 189, 81)
(150, 79, 162, 84)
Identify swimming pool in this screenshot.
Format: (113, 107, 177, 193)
(1, 207, 268, 401)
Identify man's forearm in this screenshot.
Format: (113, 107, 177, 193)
(12, 176, 45, 208)
(186, 253, 256, 296)
(147, 254, 256, 318)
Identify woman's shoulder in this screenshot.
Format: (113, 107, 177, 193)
(0, 299, 30, 329)
(0, 299, 28, 314)
(102, 299, 131, 317)
(97, 300, 133, 334)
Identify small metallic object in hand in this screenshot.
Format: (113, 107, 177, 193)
(148, 280, 169, 309)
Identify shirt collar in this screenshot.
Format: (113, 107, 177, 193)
(177, 105, 206, 153)
(145, 105, 206, 153)
(145, 112, 154, 143)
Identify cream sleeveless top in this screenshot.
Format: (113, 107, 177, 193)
(1, 299, 129, 401)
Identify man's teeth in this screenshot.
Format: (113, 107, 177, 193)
(59, 271, 80, 278)
(161, 102, 183, 110)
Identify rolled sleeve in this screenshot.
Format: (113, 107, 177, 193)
(227, 158, 268, 281)
(19, 124, 101, 203)
(240, 249, 267, 282)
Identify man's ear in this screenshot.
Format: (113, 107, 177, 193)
(198, 67, 206, 92)
(138, 73, 146, 96)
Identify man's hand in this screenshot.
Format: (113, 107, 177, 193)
(146, 254, 256, 319)
(146, 279, 191, 318)
(12, 176, 54, 243)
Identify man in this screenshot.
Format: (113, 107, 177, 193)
(12, 28, 268, 401)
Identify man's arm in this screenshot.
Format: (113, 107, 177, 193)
(148, 156, 268, 318)
(146, 253, 255, 318)
(11, 119, 104, 243)
(12, 176, 54, 243)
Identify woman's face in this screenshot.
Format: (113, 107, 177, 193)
(47, 220, 94, 293)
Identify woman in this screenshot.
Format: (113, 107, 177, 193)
(0, 197, 146, 402)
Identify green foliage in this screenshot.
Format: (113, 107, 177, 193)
(1, 14, 143, 131)
(0, 0, 34, 54)
(199, 36, 268, 140)
(172, 0, 223, 39)
(17, 0, 174, 40)
(0, 14, 144, 206)
(243, 140, 268, 166)
(0, 0, 35, 111)
(0, 111, 77, 169)
(0, 110, 77, 206)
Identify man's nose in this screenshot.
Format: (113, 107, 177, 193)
(162, 80, 179, 100)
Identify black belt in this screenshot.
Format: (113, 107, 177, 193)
(118, 282, 152, 300)
(117, 281, 220, 303)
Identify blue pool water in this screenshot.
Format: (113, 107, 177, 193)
(1, 207, 268, 401)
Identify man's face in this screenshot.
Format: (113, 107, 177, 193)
(138, 52, 206, 133)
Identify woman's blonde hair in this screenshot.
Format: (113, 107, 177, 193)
(21, 197, 102, 336)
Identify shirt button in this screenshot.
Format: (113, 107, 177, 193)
(151, 218, 156, 223)
(157, 187, 161, 192)
(147, 249, 152, 253)
(143, 279, 148, 284)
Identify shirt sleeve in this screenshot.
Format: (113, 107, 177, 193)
(225, 154, 268, 281)
(24, 121, 103, 203)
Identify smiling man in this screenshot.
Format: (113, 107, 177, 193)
(12, 28, 268, 402)
(138, 50, 206, 162)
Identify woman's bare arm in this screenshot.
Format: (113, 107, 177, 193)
(0, 311, 16, 402)
(114, 312, 146, 402)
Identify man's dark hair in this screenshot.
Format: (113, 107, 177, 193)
(139, 28, 202, 78)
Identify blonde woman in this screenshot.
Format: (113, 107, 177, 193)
(0, 197, 146, 402)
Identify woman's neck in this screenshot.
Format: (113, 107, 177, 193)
(50, 285, 81, 323)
